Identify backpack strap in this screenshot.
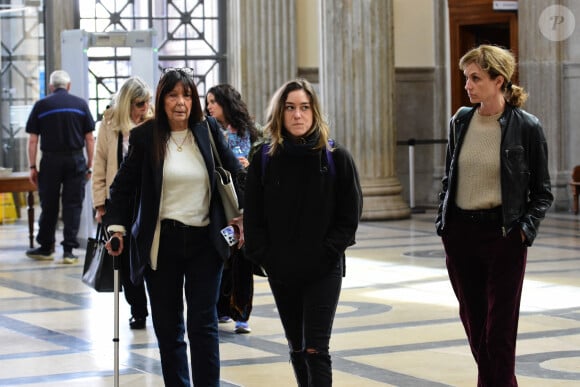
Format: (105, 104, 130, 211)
(261, 143, 271, 179)
(326, 139, 335, 177)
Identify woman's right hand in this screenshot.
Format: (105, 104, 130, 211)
(230, 215, 245, 248)
(95, 205, 106, 223)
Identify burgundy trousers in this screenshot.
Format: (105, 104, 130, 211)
(442, 217, 527, 387)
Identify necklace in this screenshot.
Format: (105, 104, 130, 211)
(170, 130, 189, 152)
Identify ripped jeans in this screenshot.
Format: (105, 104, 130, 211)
(268, 261, 342, 386)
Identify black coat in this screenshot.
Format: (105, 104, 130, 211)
(105, 116, 243, 283)
(243, 142, 363, 283)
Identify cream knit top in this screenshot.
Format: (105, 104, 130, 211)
(455, 110, 503, 210)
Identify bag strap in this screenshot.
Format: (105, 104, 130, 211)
(96, 222, 107, 242)
(206, 120, 223, 168)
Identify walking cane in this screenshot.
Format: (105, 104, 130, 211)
(110, 236, 121, 387)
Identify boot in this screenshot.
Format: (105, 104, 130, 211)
(290, 351, 309, 386)
(305, 351, 332, 387)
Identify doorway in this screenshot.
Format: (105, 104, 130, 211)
(448, 0, 518, 113)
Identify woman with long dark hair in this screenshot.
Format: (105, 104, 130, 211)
(104, 68, 243, 386)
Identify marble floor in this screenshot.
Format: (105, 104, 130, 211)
(0, 209, 579, 386)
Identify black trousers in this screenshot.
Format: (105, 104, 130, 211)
(145, 223, 222, 387)
(37, 152, 86, 250)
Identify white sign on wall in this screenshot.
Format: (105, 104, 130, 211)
(493, 1, 518, 11)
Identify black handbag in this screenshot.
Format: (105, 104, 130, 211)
(82, 223, 115, 292)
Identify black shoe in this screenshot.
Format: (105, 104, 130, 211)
(129, 316, 146, 329)
(26, 247, 54, 261)
(62, 251, 79, 264)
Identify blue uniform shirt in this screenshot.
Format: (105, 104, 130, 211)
(26, 88, 95, 152)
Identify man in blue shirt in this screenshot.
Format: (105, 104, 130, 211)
(25, 70, 95, 264)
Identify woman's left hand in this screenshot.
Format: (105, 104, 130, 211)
(237, 157, 249, 168)
(230, 215, 245, 248)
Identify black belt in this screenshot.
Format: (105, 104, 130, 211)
(161, 219, 196, 228)
(42, 149, 83, 155)
(452, 206, 502, 223)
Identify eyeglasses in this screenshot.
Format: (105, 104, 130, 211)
(161, 67, 195, 76)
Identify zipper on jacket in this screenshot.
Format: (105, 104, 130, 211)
(502, 226, 506, 237)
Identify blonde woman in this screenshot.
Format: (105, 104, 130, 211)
(92, 76, 153, 329)
(437, 45, 553, 386)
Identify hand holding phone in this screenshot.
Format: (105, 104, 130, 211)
(220, 225, 238, 246)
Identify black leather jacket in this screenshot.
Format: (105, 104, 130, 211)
(436, 104, 553, 246)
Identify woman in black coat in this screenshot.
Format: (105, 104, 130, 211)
(244, 79, 363, 386)
(104, 68, 243, 387)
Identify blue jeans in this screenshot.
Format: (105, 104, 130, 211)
(146, 222, 223, 387)
(268, 261, 342, 386)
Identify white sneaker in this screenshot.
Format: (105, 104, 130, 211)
(234, 321, 251, 334)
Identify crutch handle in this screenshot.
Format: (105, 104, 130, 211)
(110, 236, 121, 252)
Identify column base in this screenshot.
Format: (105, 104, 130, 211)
(361, 178, 411, 220)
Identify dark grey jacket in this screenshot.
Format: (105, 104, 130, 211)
(436, 104, 553, 246)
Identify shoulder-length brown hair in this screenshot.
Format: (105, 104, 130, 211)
(264, 78, 331, 156)
(153, 69, 203, 162)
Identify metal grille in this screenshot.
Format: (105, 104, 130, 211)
(79, 0, 226, 120)
(0, 3, 44, 170)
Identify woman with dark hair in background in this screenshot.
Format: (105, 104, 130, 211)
(205, 84, 261, 334)
(104, 68, 243, 386)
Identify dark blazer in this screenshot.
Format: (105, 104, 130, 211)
(105, 116, 243, 283)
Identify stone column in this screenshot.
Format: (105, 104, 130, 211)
(44, 0, 78, 79)
(518, 1, 580, 212)
(227, 0, 297, 124)
(320, 0, 409, 219)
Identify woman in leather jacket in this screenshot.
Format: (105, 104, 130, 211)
(436, 45, 553, 387)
